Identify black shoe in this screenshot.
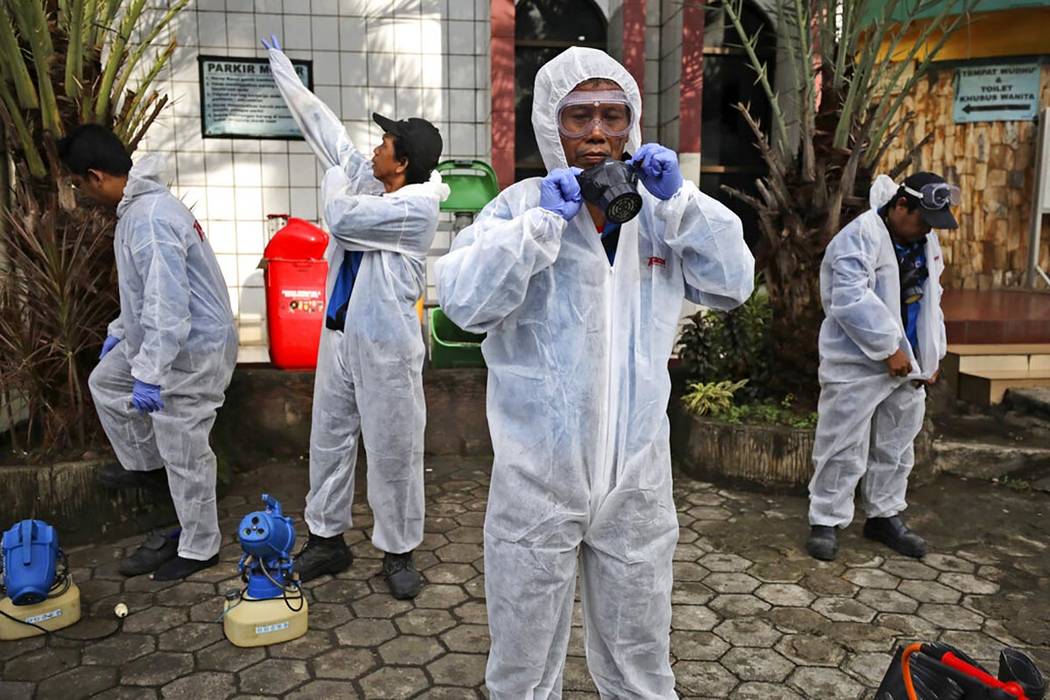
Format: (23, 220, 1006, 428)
(864, 516, 927, 558)
(99, 462, 168, 492)
(806, 525, 839, 561)
(153, 554, 219, 581)
(293, 533, 353, 583)
(383, 551, 424, 600)
(119, 530, 179, 576)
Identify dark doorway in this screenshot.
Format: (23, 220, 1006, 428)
(514, 0, 608, 181)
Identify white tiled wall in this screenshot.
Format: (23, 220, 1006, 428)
(137, 0, 492, 351)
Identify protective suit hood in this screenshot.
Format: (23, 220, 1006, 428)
(117, 154, 169, 218)
(870, 174, 899, 212)
(532, 47, 643, 172)
(391, 169, 450, 203)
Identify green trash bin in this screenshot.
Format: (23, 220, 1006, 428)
(429, 307, 486, 369)
(436, 160, 500, 235)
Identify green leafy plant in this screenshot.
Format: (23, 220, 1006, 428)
(677, 279, 773, 401)
(682, 379, 750, 417)
(0, 0, 188, 452)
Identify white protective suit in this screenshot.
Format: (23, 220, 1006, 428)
(89, 155, 237, 561)
(267, 49, 448, 554)
(435, 47, 754, 699)
(808, 174, 947, 527)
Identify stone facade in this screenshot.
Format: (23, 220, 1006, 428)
(879, 64, 1050, 290)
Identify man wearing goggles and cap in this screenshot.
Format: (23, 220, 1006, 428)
(263, 36, 448, 599)
(436, 47, 753, 697)
(807, 172, 958, 563)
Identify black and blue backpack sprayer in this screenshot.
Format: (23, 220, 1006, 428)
(222, 494, 309, 647)
(0, 519, 82, 640)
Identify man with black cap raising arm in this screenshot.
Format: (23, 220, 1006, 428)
(264, 36, 448, 598)
(807, 172, 958, 562)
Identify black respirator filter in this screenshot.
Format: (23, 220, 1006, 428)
(576, 154, 642, 224)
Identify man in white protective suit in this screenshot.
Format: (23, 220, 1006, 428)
(263, 36, 448, 599)
(436, 47, 755, 698)
(59, 124, 237, 581)
(806, 172, 957, 562)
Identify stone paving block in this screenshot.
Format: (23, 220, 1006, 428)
(705, 573, 760, 594)
(36, 665, 118, 699)
(441, 623, 491, 654)
(78, 686, 158, 700)
(787, 666, 866, 699)
(671, 604, 721, 631)
(334, 618, 398, 647)
(843, 568, 901, 589)
(160, 671, 235, 699)
(955, 548, 1001, 566)
(938, 630, 1005, 664)
(673, 543, 709, 562)
(284, 680, 359, 699)
(154, 582, 217, 607)
(413, 583, 470, 609)
(0, 635, 44, 661)
(395, 608, 458, 636)
(562, 655, 599, 692)
(754, 583, 816, 607)
(713, 618, 781, 647)
(269, 630, 336, 659)
(856, 588, 921, 614)
(311, 646, 378, 680)
(672, 561, 709, 582)
(876, 612, 942, 639)
(776, 634, 847, 667)
(427, 652, 488, 686)
(844, 651, 895, 687)
(939, 572, 1000, 595)
(83, 633, 156, 665)
(303, 602, 353, 630)
(453, 601, 489, 625)
(825, 621, 900, 652)
(310, 578, 371, 603)
(881, 558, 940, 580)
(811, 597, 877, 623)
(670, 580, 715, 605)
(351, 593, 414, 619)
(924, 553, 977, 573)
(670, 631, 730, 660)
(3, 646, 80, 682)
(416, 687, 486, 699)
(121, 652, 195, 686)
(764, 607, 828, 634)
(673, 660, 739, 696)
(378, 635, 444, 665)
(0, 680, 34, 700)
(730, 681, 805, 699)
(748, 560, 809, 583)
(424, 563, 479, 584)
(898, 579, 964, 604)
(720, 647, 794, 682)
(158, 622, 225, 652)
(700, 553, 752, 572)
(917, 603, 985, 630)
(708, 594, 772, 618)
(196, 640, 266, 672)
(121, 605, 189, 634)
(359, 666, 429, 698)
(802, 571, 859, 597)
(237, 659, 310, 695)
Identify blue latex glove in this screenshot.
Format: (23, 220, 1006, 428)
(261, 34, 282, 50)
(631, 143, 683, 200)
(539, 167, 584, 221)
(99, 335, 121, 360)
(131, 380, 164, 414)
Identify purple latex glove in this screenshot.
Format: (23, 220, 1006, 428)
(261, 34, 282, 50)
(539, 167, 584, 221)
(630, 143, 683, 200)
(131, 380, 164, 414)
(99, 335, 121, 360)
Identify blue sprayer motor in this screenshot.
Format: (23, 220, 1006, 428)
(1, 520, 60, 606)
(237, 494, 297, 599)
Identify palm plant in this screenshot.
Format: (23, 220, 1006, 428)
(720, 0, 979, 400)
(0, 0, 188, 451)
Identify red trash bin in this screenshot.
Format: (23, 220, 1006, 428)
(263, 217, 329, 370)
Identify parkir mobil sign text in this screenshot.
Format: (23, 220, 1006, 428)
(199, 56, 313, 139)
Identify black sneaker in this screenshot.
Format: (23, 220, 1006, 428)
(864, 516, 927, 558)
(293, 533, 353, 583)
(119, 530, 179, 576)
(383, 551, 424, 600)
(153, 554, 219, 581)
(806, 525, 839, 561)
(99, 462, 168, 492)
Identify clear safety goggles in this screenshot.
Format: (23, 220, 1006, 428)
(903, 182, 960, 210)
(556, 90, 633, 139)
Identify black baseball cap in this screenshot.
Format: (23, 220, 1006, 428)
(372, 113, 443, 174)
(902, 171, 959, 230)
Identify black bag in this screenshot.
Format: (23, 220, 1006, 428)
(875, 643, 1045, 700)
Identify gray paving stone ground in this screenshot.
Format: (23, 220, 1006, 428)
(1, 457, 1047, 699)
